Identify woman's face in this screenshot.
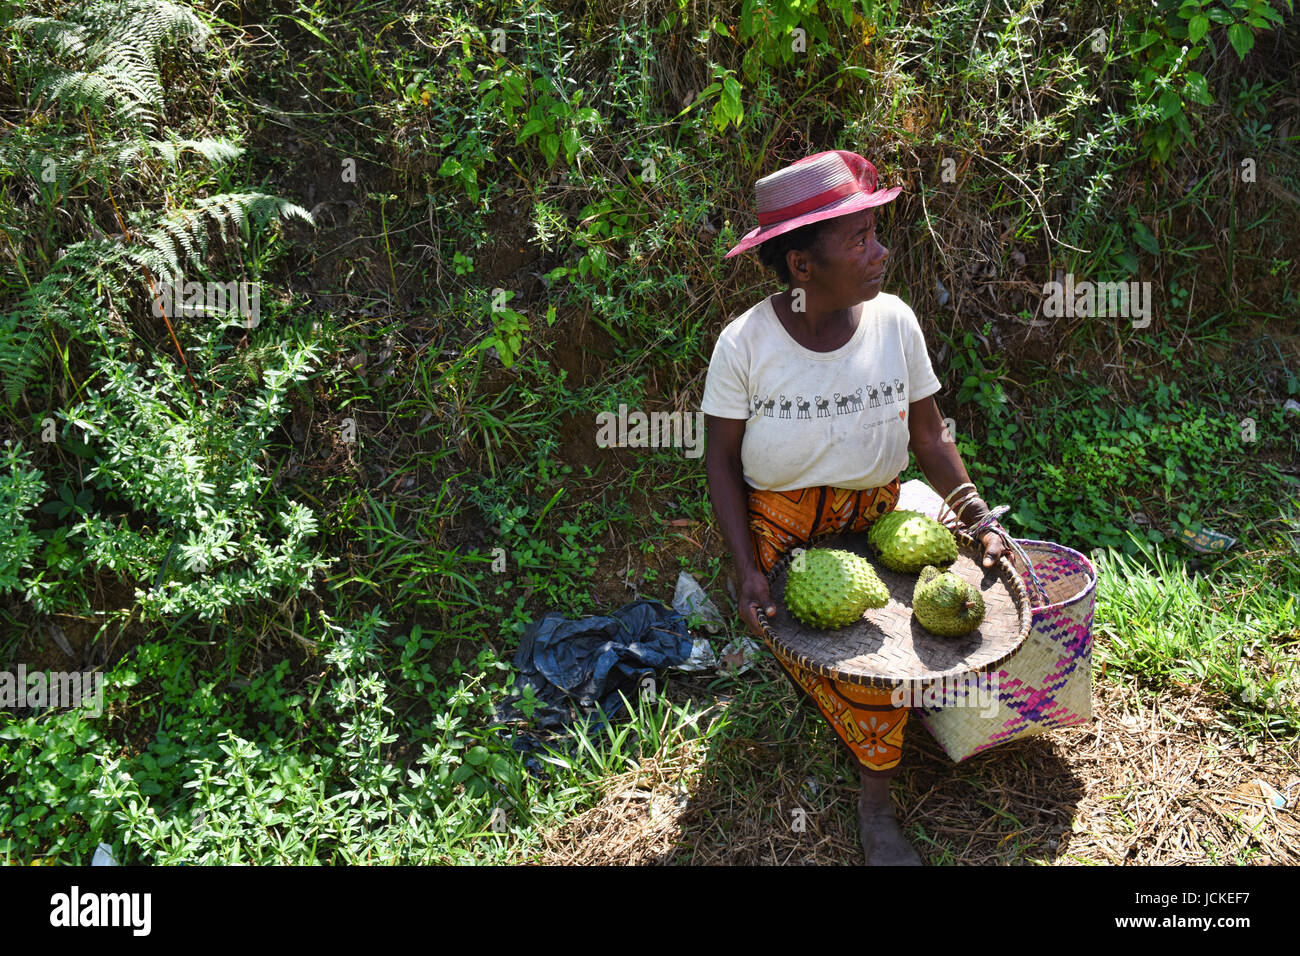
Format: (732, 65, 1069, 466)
(792, 208, 890, 308)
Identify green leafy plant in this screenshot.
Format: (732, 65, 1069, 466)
(0, 441, 47, 596)
(690, 68, 746, 132)
(467, 441, 606, 633)
(731, 0, 875, 81)
(1122, 0, 1292, 164)
(64, 335, 330, 621)
(1, 1, 323, 620)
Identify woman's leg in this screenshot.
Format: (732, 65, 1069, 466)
(820, 482, 922, 865)
(746, 480, 921, 864)
(840, 484, 923, 864)
(858, 764, 922, 866)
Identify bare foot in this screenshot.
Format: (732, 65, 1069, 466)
(858, 768, 923, 865)
(858, 802, 923, 866)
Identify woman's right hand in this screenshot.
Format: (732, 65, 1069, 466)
(703, 414, 778, 642)
(737, 568, 777, 640)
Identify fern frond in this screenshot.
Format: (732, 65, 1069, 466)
(123, 193, 314, 287)
(9, 135, 247, 197)
(0, 310, 52, 408)
(128, 233, 182, 284)
(201, 193, 315, 239)
(148, 137, 244, 167)
(5, 238, 130, 402)
(40, 64, 159, 127)
(2, 245, 127, 406)
(96, 38, 165, 106)
(121, 194, 312, 313)
(2, 6, 304, 406)
(147, 193, 315, 251)
(10, 17, 91, 58)
(16, 0, 211, 131)
(160, 218, 201, 264)
(83, 0, 208, 49)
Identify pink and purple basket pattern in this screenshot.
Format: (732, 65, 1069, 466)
(916, 539, 1098, 762)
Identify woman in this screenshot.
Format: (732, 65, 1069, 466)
(701, 150, 1014, 865)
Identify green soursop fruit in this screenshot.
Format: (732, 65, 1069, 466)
(785, 548, 889, 629)
(868, 509, 921, 550)
(912, 565, 985, 637)
(874, 511, 958, 573)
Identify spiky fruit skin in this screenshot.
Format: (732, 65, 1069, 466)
(868, 509, 923, 551)
(912, 565, 985, 637)
(785, 548, 889, 629)
(875, 512, 958, 573)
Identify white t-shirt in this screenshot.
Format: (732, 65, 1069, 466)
(700, 291, 942, 491)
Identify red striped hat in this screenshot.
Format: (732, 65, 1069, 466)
(724, 150, 902, 258)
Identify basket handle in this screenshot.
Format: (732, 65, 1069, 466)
(935, 500, 1051, 606)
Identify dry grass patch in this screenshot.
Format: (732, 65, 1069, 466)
(533, 670, 1298, 865)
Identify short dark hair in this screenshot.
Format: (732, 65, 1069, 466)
(756, 217, 834, 285)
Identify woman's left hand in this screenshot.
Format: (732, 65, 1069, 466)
(979, 529, 1005, 570)
(956, 496, 1004, 570)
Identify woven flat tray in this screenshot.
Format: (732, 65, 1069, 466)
(756, 529, 1032, 689)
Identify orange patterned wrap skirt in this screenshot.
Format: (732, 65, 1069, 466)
(747, 479, 909, 772)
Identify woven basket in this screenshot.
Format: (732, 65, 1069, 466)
(756, 528, 1032, 689)
(914, 538, 1097, 762)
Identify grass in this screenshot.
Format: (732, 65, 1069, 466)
(1094, 529, 1300, 738)
(1, 0, 1298, 865)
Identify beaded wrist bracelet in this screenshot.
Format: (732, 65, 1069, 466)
(937, 490, 1049, 600)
